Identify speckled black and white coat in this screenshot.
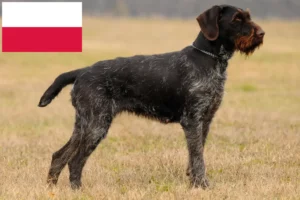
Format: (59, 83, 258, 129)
(42, 35, 233, 189)
(39, 5, 264, 190)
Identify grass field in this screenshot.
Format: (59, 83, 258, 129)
(0, 17, 300, 199)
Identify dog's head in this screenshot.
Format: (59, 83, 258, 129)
(197, 5, 265, 55)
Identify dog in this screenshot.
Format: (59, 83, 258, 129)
(39, 5, 265, 189)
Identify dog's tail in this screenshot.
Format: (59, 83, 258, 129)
(38, 67, 89, 107)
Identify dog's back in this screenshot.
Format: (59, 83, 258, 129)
(63, 49, 192, 123)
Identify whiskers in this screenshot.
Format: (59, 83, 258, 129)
(234, 29, 263, 56)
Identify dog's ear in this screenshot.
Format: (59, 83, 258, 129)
(197, 5, 222, 41)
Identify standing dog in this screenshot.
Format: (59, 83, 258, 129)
(39, 5, 265, 189)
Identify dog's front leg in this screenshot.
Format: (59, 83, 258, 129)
(181, 107, 210, 189)
(185, 116, 213, 176)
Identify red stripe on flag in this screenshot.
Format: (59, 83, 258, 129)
(2, 27, 82, 52)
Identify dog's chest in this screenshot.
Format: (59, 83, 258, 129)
(188, 60, 228, 111)
(210, 60, 228, 99)
(216, 59, 228, 75)
(212, 63, 227, 105)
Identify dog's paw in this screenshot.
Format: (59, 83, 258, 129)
(70, 181, 82, 190)
(46, 176, 58, 188)
(199, 177, 210, 189)
(191, 176, 210, 190)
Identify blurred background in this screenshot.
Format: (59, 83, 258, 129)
(1, 0, 300, 199)
(1, 0, 300, 18)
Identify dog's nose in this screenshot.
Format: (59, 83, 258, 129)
(256, 28, 265, 37)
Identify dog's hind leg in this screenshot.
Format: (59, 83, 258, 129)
(67, 109, 113, 189)
(47, 114, 83, 186)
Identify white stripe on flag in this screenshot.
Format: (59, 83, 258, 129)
(2, 2, 82, 27)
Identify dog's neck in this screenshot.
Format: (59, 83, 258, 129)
(192, 32, 234, 61)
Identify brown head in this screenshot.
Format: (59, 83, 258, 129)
(197, 5, 265, 55)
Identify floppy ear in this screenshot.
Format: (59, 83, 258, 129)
(197, 6, 222, 41)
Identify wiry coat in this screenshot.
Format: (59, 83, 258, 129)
(72, 46, 230, 124)
(39, 5, 264, 189)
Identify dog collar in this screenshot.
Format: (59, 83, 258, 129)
(191, 44, 219, 59)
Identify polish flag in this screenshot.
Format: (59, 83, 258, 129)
(2, 2, 82, 52)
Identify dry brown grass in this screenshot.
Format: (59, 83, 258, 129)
(0, 17, 300, 200)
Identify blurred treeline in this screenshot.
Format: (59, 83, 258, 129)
(1, 0, 300, 19)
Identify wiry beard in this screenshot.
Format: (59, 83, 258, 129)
(234, 29, 264, 56)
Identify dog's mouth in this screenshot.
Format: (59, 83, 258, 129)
(234, 30, 264, 56)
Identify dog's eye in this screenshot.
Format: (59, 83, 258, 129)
(235, 17, 242, 22)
